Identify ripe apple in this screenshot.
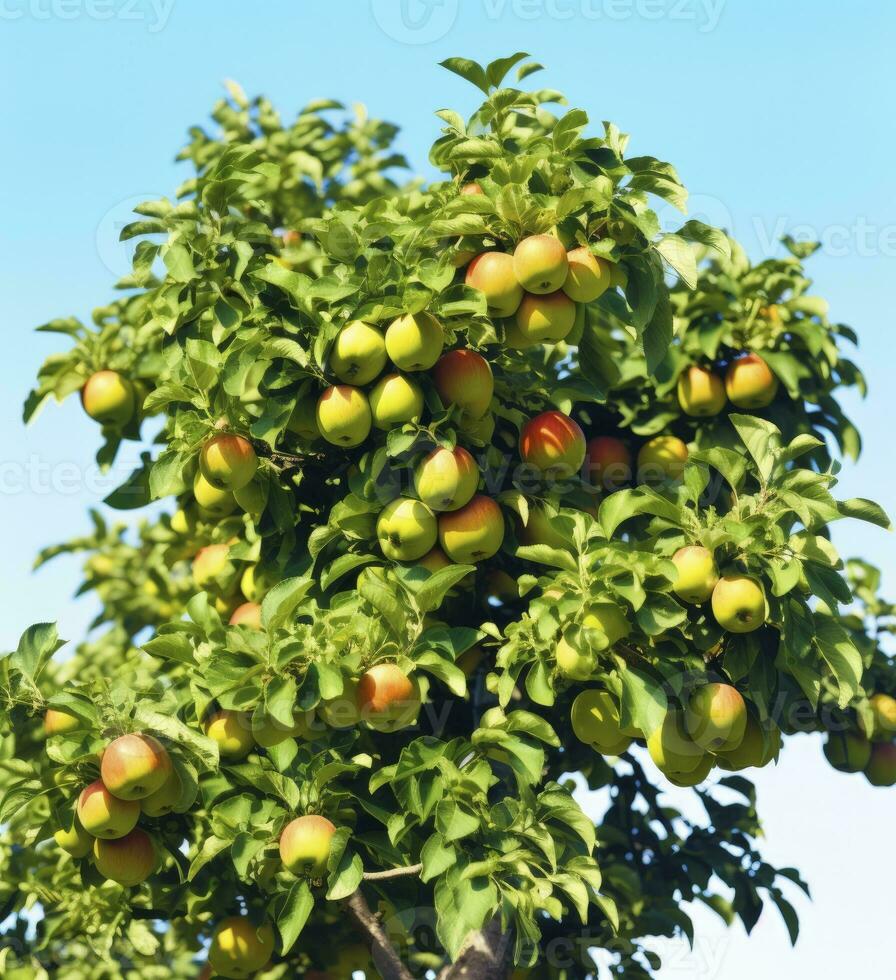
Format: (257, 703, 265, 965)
(866, 692, 896, 741)
(677, 365, 726, 417)
(44, 708, 82, 737)
(556, 637, 596, 681)
(725, 353, 779, 409)
(414, 446, 479, 512)
(715, 715, 780, 771)
(865, 742, 896, 786)
(570, 690, 633, 754)
(824, 732, 872, 773)
(77, 780, 141, 839)
(141, 770, 182, 817)
(253, 709, 321, 748)
(647, 712, 705, 777)
(200, 434, 258, 491)
(585, 436, 632, 490)
(637, 436, 689, 482)
(513, 235, 569, 294)
(385, 312, 444, 371)
(671, 546, 719, 604)
(316, 385, 372, 447)
(357, 663, 421, 731)
(203, 710, 255, 760)
(519, 411, 586, 478)
(465, 251, 523, 317)
(93, 828, 155, 887)
(328, 320, 387, 385)
(377, 498, 438, 561)
(80, 370, 136, 426)
(685, 683, 747, 752)
(438, 495, 505, 563)
(460, 181, 483, 195)
(711, 574, 767, 633)
(54, 814, 93, 857)
(369, 373, 424, 429)
(279, 813, 337, 877)
(433, 349, 494, 419)
(194, 472, 237, 517)
(515, 291, 577, 343)
(286, 393, 321, 441)
(229, 602, 263, 629)
(101, 733, 172, 801)
(562, 247, 612, 303)
(192, 543, 231, 590)
(583, 604, 630, 646)
(208, 917, 275, 979)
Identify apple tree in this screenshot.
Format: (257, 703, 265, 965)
(2, 53, 894, 980)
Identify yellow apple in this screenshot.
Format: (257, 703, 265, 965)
(570, 690, 632, 754)
(203, 710, 255, 760)
(864, 692, 896, 741)
(513, 234, 569, 294)
(141, 770, 182, 817)
(54, 814, 93, 857)
(685, 683, 747, 752)
(385, 312, 444, 371)
(316, 385, 372, 447)
(671, 546, 719, 604)
(368, 373, 424, 429)
(44, 708, 82, 737)
(637, 436, 689, 482)
(647, 712, 705, 777)
(562, 247, 612, 303)
(279, 814, 337, 877)
(582, 603, 630, 646)
(465, 251, 523, 317)
(229, 602, 263, 629)
(438, 495, 505, 563)
(80, 370, 136, 426)
(328, 320, 387, 385)
(192, 543, 231, 590)
(414, 446, 479, 512)
(200, 434, 258, 491)
(208, 917, 275, 979)
(194, 472, 237, 517)
(357, 663, 421, 731)
(711, 574, 767, 633)
(715, 714, 780, 771)
(433, 349, 494, 419)
(555, 635, 596, 681)
(76, 780, 141, 839)
(377, 498, 438, 561)
(677, 365, 726, 417)
(515, 291, 577, 343)
(725, 353, 779, 409)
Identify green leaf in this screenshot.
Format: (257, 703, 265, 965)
(277, 880, 315, 955)
(838, 498, 891, 529)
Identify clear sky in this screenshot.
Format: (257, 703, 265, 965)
(2, 1, 894, 976)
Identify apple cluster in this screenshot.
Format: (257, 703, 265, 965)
(676, 353, 779, 418)
(823, 692, 896, 787)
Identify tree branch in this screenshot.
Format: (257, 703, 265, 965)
(438, 916, 513, 980)
(362, 862, 423, 882)
(345, 888, 415, 980)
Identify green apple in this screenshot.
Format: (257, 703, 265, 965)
(368, 373, 424, 429)
(376, 498, 438, 561)
(80, 370, 136, 426)
(414, 446, 479, 512)
(316, 385, 372, 447)
(515, 291, 577, 343)
(328, 320, 387, 385)
(685, 683, 747, 752)
(711, 574, 767, 633)
(570, 689, 632, 754)
(385, 312, 444, 371)
(824, 732, 872, 773)
(513, 234, 569, 294)
(562, 247, 612, 303)
(671, 546, 719, 604)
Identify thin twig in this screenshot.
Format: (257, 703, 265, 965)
(363, 863, 423, 882)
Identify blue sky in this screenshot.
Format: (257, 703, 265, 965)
(1, 1, 894, 976)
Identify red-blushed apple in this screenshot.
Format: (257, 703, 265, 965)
(562, 247, 612, 303)
(208, 916, 276, 979)
(438, 494, 505, 563)
(192, 543, 231, 590)
(93, 828, 156, 887)
(203, 710, 255, 759)
(376, 497, 438, 561)
(80, 370, 136, 426)
(725, 353, 779, 408)
(685, 683, 748, 752)
(711, 574, 767, 633)
(316, 385, 372, 447)
(200, 433, 258, 491)
(671, 545, 719, 604)
(513, 234, 569, 294)
(433, 348, 494, 419)
(677, 365, 727, 417)
(636, 435, 689, 482)
(369, 373, 424, 429)
(460, 181, 483, 195)
(76, 780, 141, 839)
(357, 662, 421, 731)
(414, 446, 479, 512)
(385, 312, 444, 371)
(229, 601, 263, 629)
(585, 436, 632, 490)
(279, 814, 337, 877)
(519, 411, 586, 478)
(515, 291, 577, 343)
(101, 733, 171, 801)
(328, 320, 387, 385)
(465, 251, 523, 317)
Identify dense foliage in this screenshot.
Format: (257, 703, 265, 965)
(2, 54, 893, 979)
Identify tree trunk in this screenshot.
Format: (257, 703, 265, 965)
(439, 918, 513, 980)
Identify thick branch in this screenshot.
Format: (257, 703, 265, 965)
(439, 917, 513, 980)
(345, 889, 415, 980)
